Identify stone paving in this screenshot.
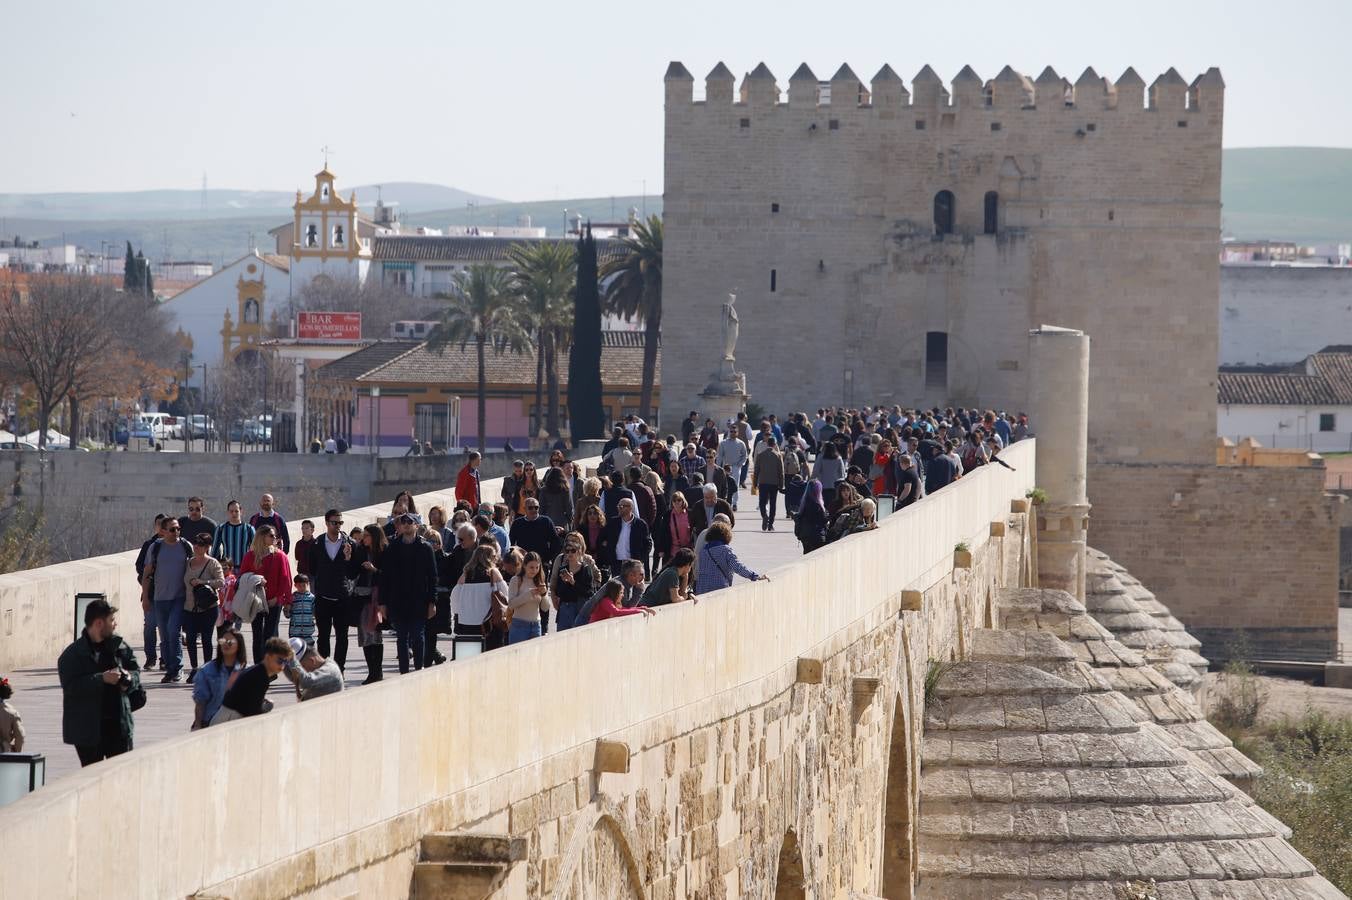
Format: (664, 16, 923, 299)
(5, 486, 800, 785)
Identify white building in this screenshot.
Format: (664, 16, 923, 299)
(1220, 264, 1352, 366)
(1218, 346, 1352, 452)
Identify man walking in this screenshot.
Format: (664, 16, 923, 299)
(250, 493, 291, 553)
(308, 509, 356, 671)
(58, 598, 141, 767)
(715, 425, 748, 491)
(179, 497, 217, 547)
(456, 451, 482, 508)
(379, 513, 438, 674)
(140, 517, 193, 682)
(602, 498, 652, 577)
(753, 437, 786, 531)
(134, 513, 168, 670)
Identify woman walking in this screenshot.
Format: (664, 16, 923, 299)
(573, 476, 603, 529)
(811, 444, 846, 509)
(183, 532, 225, 683)
(239, 525, 292, 662)
(539, 467, 573, 530)
(352, 524, 386, 683)
(653, 490, 694, 572)
(794, 479, 829, 555)
(515, 462, 541, 517)
(506, 551, 550, 643)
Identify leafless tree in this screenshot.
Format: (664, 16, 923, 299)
(0, 275, 121, 448)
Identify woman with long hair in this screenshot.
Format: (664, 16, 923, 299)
(453, 543, 510, 651)
(353, 524, 387, 683)
(191, 629, 247, 728)
(794, 479, 829, 554)
(515, 461, 540, 517)
(540, 466, 573, 529)
(653, 489, 694, 572)
(506, 551, 550, 644)
(239, 524, 292, 662)
(578, 504, 607, 561)
(573, 476, 603, 529)
(812, 442, 846, 509)
(183, 532, 225, 683)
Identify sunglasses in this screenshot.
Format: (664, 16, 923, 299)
(166, 526, 181, 532)
(327, 520, 343, 526)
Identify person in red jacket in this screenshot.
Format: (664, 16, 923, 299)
(455, 451, 482, 509)
(239, 525, 293, 662)
(587, 579, 655, 623)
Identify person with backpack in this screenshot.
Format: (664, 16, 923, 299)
(961, 431, 989, 473)
(140, 517, 194, 683)
(134, 513, 168, 670)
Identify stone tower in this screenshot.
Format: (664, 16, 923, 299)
(661, 62, 1224, 467)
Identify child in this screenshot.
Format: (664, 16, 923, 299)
(294, 520, 316, 578)
(0, 675, 23, 751)
(286, 574, 316, 648)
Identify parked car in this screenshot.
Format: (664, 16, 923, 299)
(184, 414, 217, 440)
(138, 412, 178, 441)
(245, 420, 271, 444)
(129, 420, 155, 441)
(0, 441, 38, 451)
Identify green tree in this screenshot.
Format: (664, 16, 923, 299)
(600, 214, 662, 420)
(509, 241, 576, 440)
(427, 263, 532, 452)
(122, 241, 137, 293)
(568, 225, 605, 444)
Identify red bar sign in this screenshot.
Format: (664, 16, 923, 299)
(298, 311, 362, 341)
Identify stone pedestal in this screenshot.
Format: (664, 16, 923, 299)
(698, 387, 749, 430)
(1028, 325, 1091, 602)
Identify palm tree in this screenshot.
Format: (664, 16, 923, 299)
(600, 215, 662, 420)
(427, 264, 532, 452)
(509, 241, 576, 441)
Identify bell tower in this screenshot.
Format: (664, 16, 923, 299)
(289, 164, 369, 284)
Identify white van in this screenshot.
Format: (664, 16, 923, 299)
(139, 413, 179, 441)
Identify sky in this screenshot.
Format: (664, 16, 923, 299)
(1, 0, 1347, 201)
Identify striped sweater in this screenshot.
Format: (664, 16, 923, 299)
(212, 521, 256, 572)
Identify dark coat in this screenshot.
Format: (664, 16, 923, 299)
(58, 631, 141, 747)
(308, 534, 358, 601)
(600, 515, 653, 574)
(690, 498, 736, 533)
(379, 536, 438, 617)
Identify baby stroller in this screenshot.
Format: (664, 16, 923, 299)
(784, 474, 807, 520)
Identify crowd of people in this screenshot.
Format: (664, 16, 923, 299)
(42, 403, 1026, 767)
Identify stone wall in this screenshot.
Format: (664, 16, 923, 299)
(1087, 461, 1341, 661)
(662, 64, 1222, 467)
(1220, 265, 1352, 366)
(0, 443, 1035, 900)
(0, 449, 553, 559)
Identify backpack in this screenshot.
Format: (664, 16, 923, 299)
(150, 537, 192, 568)
(961, 444, 984, 472)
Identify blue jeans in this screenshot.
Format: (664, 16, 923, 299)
(508, 618, 542, 644)
(153, 600, 184, 676)
(554, 602, 581, 632)
(143, 616, 158, 664)
(250, 605, 282, 663)
(392, 616, 426, 673)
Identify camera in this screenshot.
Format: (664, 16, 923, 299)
(116, 668, 132, 689)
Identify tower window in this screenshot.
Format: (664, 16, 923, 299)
(828, 119, 839, 130)
(771, 202, 780, 213)
(983, 191, 999, 235)
(304, 224, 318, 248)
(321, 184, 330, 200)
(925, 331, 948, 390)
(332, 224, 345, 246)
(934, 190, 955, 236)
(770, 269, 777, 292)
(990, 122, 1002, 132)
(915, 119, 926, 130)
(739, 117, 750, 128)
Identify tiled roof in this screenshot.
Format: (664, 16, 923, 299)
(371, 235, 626, 264)
(313, 340, 423, 382)
(1217, 348, 1352, 405)
(349, 337, 660, 390)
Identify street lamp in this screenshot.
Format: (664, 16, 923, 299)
(370, 386, 381, 456)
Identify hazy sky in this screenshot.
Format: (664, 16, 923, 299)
(2, 0, 1346, 200)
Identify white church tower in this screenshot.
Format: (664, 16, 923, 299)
(288, 166, 370, 285)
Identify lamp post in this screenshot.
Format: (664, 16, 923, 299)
(370, 385, 381, 456)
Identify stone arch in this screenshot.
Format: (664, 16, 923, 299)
(881, 624, 917, 899)
(773, 829, 807, 900)
(552, 807, 645, 900)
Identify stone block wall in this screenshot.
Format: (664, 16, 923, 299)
(0, 443, 1035, 900)
(1087, 461, 1341, 662)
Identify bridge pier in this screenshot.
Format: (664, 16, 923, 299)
(1028, 325, 1091, 603)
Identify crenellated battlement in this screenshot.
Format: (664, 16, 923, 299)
(664, 61, 1224, 113)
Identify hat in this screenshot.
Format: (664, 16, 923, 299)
(288, 638, 306, 658)
(398, 512, 419, 525)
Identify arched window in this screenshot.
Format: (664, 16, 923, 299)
(984, 191, 999, 234)
(332, 224, 345, 246)
(304, 224, 318, 248)
(243, 299, 259, 324)
(933, 190, 955, 236)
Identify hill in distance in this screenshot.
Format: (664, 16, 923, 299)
(1220, 147, 1352, 244)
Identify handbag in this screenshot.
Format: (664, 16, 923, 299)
(186, 561, 219, 612)
(482, 588, 512, 632)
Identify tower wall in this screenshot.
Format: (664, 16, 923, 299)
(662, 64, 1223, 466)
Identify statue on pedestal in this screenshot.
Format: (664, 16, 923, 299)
(707, 290, 746, 394)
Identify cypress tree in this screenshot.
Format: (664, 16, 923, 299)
(567, 223, 605, 445)
(122, 241, 137, 292)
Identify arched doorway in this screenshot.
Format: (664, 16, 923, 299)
(774, 830, 806, 900)
(933, 190, 955, 235)
(881, 694, 915, 898)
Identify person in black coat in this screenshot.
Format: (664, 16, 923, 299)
(793, 480, 830, 554)
(689, 483, 736, 532)
(378, 513, 437, 674)
(58, 598, 142, 766)
(509, 501, 562, 562)
(600, 498, 653, 577)
(307, 509, 359, 671)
